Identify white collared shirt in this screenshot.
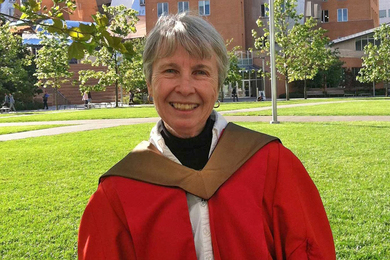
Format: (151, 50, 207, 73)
(149, 111, 228, 260)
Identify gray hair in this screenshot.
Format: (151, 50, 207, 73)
(143, 13, 229, 90)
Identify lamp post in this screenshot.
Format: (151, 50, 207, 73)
(269, 0, 279, 124)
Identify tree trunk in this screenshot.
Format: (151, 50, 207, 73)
(373, 81, 375, 97)
(304, 77, 307, 99)
(386, 82, 389, 97)
(115, 54, 119, 108)
(285, 76, 289, 101)
(115, 79, 119, 108)
(55, 86, 58, 110)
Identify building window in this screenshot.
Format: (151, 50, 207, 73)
(178, 1, 189, 13)
(157, 2, 168, 17)
(140, 0, 145, 6)
(260, 4, 269, 17)
(8, 8, 14, 16)
(355, 34, 380, 51)
(388, 9, 390, 17)
(321, 10, 329, 23)
(198, 1, 210, 16)
(379, 10, 386, 18)
(337, 8, 348, 22)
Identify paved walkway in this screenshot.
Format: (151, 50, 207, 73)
(1, 100, 389, 141)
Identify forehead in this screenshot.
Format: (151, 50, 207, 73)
(155, 44, 216, 66)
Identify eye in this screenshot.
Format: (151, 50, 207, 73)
(164, 69, 177, 74)
(193, 70, 208, 76)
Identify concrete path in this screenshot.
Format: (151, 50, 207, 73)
(1, 100, 389, 141)
(1, 115, 390, 141)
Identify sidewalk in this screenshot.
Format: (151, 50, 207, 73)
(1, 100, 390, 141)
(1, 115, 390, 141)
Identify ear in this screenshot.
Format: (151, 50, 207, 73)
(147, 82, 153, 98)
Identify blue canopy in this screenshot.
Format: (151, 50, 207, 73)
(10, 19, 92, 46)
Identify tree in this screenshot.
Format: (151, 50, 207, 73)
(0, 21, 39, 108)
(77, 5, 138, 107)
(287, 17, 335, 99)
(253, 0, 303, 100)
(223, 40, 243, 101)
(120, 38, 147, 95)
(34, 31, 73, 110)
(0, 0, 136, 60)
(357, 24, 390, 97)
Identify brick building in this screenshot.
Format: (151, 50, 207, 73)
(320, 0, 379, 41)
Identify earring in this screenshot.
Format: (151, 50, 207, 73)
(214, 100, 220, 108)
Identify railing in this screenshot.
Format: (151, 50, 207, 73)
(44, 86, 72, 109)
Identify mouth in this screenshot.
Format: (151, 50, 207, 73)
(170, 102, 199, 111)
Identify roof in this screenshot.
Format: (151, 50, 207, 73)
(332, 23, 390, 44)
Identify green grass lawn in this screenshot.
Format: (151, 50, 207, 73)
(0, 125, 69, 135)
(0, 121, 389, 259)
(0, 106, 159, 122)
(228, 99, 390, 116)
(1, 98, 385, 123)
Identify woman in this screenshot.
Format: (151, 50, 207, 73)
(78, 13, 335, 259)
(82, 91, 89, 108)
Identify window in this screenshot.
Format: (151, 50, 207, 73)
(198, 1, 210, 16)
(140, 0, 145, 6)
(337, 8, 347, 22)
(388, 9, 390, 17)
(157, 2, 168, 17)
(260, 4, 269, 17)
(8, 8, 14, 16)
(321, 10, 329, 23)
(379, 10, 386, 18)
(178, 1, 189, 13)
(355, 34, 380, 51)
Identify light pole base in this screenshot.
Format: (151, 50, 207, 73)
(270, 120, 280, 124)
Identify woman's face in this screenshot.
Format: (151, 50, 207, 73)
(148, 45, 219, 138)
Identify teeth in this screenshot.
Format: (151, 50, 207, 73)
(170, 103, 198, 110)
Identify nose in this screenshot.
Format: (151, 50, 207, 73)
(175, 74, 195, 96)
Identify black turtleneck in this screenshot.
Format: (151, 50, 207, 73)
(161, 117, 214, 170)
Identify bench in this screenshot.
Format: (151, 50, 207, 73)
(307, 89, 325, 97)
(0, 106, 10, 113)
(326, 88, 345, 97)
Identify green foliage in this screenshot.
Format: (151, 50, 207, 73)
(253, 0, 333, 100)
(0, 21, 39, 105)
(34, 31, 73, 89)
(287, 18, 333, 81)
(357, 24, 390, 96)
(308, 56, 344, 89)
(224, 40, 242, 86)
(119, 38, 147, 94)
(34, 30, 73, 109)
(77, 5, 140, 106)
(0, 1, 138, 60)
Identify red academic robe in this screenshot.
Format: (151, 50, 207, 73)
(78, 124, 335, 260)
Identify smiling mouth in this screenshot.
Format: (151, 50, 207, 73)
(170, 102, 199, 111)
